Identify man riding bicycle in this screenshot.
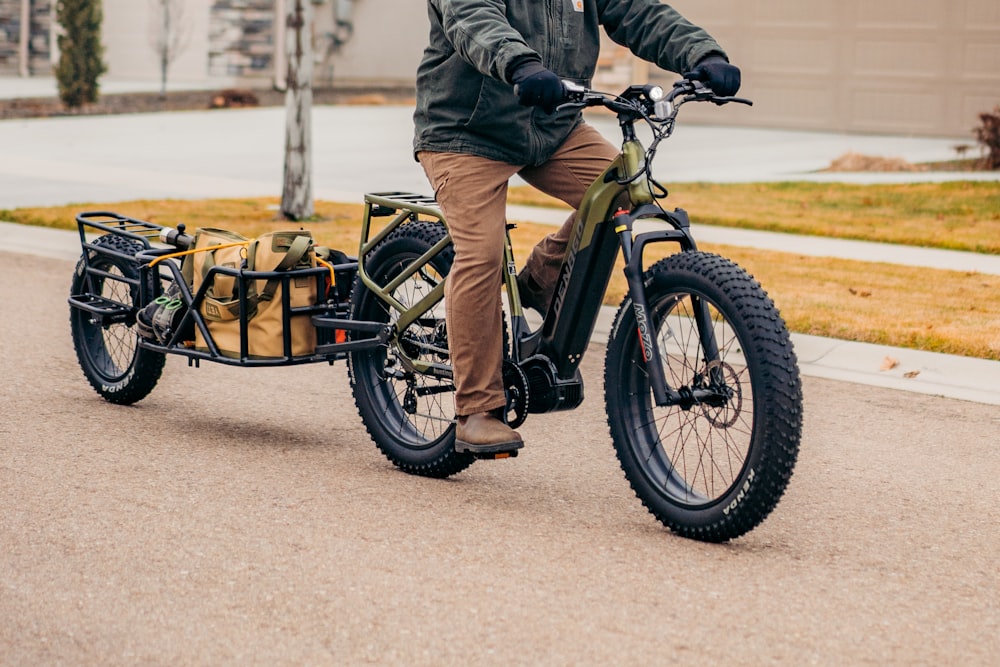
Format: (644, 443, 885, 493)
(413, 0, 741, 454)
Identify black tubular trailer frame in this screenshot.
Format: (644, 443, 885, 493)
(68, 211, 390, 368)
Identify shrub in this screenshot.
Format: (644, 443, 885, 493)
(974, 105, 1000, 170)
(55, 0, 107, 108)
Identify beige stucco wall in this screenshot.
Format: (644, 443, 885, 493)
(318, 0, 426, 85)
(101, 0, 213, 83)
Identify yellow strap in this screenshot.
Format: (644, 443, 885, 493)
(148, 241, 250, 269)
(150, 239, 335, 294)
(315, 256, 337, 286)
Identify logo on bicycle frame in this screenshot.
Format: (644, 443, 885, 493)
(550, 208, 588, 322)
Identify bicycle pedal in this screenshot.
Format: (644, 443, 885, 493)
(454, 439, 523, 458)
(472, 449, 519, 460)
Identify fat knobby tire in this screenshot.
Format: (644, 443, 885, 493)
(348, 221, 475, 478)
(70, 234, 165, 404)
(604, 251, 802, 542)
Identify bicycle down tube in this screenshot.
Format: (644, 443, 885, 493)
(513, 138, 706, 408)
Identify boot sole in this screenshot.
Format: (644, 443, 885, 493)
(454, 438, 524, 457)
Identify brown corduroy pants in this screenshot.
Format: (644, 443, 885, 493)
(418, 123, 618, 416)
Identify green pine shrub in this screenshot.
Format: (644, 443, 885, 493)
(55, 0, 107, 108)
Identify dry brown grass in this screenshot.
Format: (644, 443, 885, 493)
(649, 244, 1000, 361)
(508, 225, 999, 361)
(507, 181, 1000, 255)
(3, 197, 366, 251)
(4, 196, 998, 360)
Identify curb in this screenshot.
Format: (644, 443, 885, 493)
(588, 307, 1000, 407)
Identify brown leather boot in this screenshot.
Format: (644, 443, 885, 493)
(455, 411, 524, 454)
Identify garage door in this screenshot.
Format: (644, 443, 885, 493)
(633, 0, 1000, 139)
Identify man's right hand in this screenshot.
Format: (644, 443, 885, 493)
(512, 61, 564, 114)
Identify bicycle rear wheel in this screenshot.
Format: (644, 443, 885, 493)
(348, 221, 474, 477)
(604, 251, 801, 542)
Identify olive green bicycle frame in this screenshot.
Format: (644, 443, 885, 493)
(355, 132, 702, 406)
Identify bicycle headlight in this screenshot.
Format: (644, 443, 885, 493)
(646, 86, 672, 119)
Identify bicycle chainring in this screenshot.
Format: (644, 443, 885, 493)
(502, 360, 530, 429)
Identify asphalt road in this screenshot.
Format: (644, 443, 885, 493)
(2, 249, 998, 666)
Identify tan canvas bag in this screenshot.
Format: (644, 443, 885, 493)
(184, 228, 254, 356)
(244, 230, 318, 358)
(185, 229, 317, 359)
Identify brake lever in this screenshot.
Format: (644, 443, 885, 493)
(680, 78, 754, 107)
(712, 96, 753, 107)
(543, 79, 588, 113)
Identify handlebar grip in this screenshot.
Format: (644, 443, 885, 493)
(159, 226, 194, 250)
(514, 80, 580, 99)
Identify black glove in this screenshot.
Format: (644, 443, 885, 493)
(511, 60, 564, 114)
(686, 56, 741, 97)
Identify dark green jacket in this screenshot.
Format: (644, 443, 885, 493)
(413, 0, 727, 166)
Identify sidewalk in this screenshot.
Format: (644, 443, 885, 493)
(1, 89, 997, 405)
(508, 204, 1000, 276)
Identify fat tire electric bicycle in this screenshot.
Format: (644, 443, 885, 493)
(68, 78, 802, 542)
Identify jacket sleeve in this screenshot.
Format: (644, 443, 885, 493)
(597, 0, 727, 74)
(430, 0, 540, 83)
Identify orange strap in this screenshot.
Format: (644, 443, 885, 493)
(148, 241, 250, 269)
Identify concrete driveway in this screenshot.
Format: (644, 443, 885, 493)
(0, 104, 995, 211)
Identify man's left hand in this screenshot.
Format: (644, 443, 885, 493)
(687, 56, 741, 97)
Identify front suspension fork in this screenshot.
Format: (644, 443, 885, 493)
(617, 212, 721, 408)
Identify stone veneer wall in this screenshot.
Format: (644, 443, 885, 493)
(208, 0, 275, 78)
(0, 0, 18, 73)
(0, 0, 51, 75)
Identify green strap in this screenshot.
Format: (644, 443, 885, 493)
(259, 234, 313, 302)
(181, 250, 194, 286)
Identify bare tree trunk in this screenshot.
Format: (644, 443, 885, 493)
(280, 0, 314, 221)
(159, 0, 170, 98)
(18, 0, 30, 77)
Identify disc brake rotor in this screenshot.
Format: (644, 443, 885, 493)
(701, 360, 742, 427)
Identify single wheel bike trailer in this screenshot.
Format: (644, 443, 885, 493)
(67, 210, 400, 401)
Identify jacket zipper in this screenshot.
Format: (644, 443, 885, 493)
(526, 0, 559, 164)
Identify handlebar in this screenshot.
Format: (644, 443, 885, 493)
(558, 78, 751, 121)
(551, 78, 752, 193)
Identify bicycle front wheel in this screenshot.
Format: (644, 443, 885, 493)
(605, 251, 802, 542)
